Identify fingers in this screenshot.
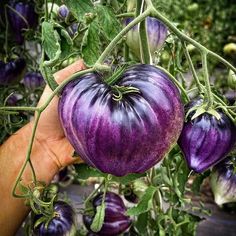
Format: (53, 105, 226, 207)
(53, 59, 86, 84)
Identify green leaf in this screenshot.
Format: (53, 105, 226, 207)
(59, 36, 74, 62)
(112, 173, 146, 185)
(95, 5, 122, 41)
(81, 21, 101, 66)
(66, 0, 93, 21)
(135, 212, 149, 234)
(174, 157, 189, 195)
(74, 163, 107, 180)
(127, 186, 157, 216)
(42, 22, 60, 60)
(90, 203, 105, 232)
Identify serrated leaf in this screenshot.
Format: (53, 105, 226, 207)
(81, 21, 101, 66)
(112, 173, 145, 185)
(127, 186, 157, 216)
(42, 22, 60, 60)
(95, 5, 122, 41)
(74, 163, 106, 180)
(90, 203, 105, 232)
(175, 158, 189, 194)
(66, 0, 93, 21)
(60, 36, 73, 61)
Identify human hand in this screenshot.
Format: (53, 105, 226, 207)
(33, 59, 86, 172)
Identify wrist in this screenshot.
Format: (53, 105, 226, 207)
(19, 122, 60, 186)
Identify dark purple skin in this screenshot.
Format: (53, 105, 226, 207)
(23, 72, 45, 90)
(59, 64, 184, 176)
(7, 1, 38, 44)
(125, 17, 168, 56)
(178, 98, 236, 173)
(214, 156, 236, 179)
(211, 156, 236, 205)
(0, 58, 26, 85)
(33, 201, 76, 236)
(58, 4, 70, 20)
(6, 93, 22, 106)
(67, 22, 78, 37)
(83, 192, 132, 236)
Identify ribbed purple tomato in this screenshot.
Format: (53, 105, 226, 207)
(6, 93, 23, 106)
(83, 192, 132, 236)
(33, 201, 76, 236)
(210, 156, 236, 205)
(58, 64, 184, 176)
(125, 17, 168, 59)
(23, 72, 45, 91)
(67, 22, 78, 38)
(7, 1, 38, 44)
(178, 98, 236, 173)
(0, 58, 26, 85)
(57, 4, 70, 21)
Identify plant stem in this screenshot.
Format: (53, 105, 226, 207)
(124, 43, 130, 62)
(116, 12, 135, 18)
(44, 0, 49, 21)
(0, 106, 38, 111)
(138, 0, 152, 64)
(95, 9, 151, 66)
(182, 42, 203, 93)
(201, 52, 213, 108)
(135, 0, 142, 17)
(12, 111, 41, 198)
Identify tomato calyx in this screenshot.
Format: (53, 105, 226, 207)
(112, 85, 140, 101)
(186, 105, 221, 121)
(185, 98, 221, 121)
(20, 182, 60, 230)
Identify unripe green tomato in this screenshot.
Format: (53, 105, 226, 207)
(33, 189, 41, 199)
(186, 44, 196, 52)
(228, 70, 236, 89)
(223, 43, 236, 55)
(161, 51, 170, 63)
(187, 3, 199, 12)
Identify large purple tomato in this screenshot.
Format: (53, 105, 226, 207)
(58, 64, 184, 176)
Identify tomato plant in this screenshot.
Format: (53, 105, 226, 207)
(0, 0, 236, 235)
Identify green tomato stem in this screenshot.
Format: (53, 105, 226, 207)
(201, 52, 213, 108)
(0, 106, 38, 111)
(12, 111, 41, 198)
(182, 42, 203, 93)
(138, 1, 152, 64)
(116, 12, 135, 18)
(135, 0, 142, 17)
